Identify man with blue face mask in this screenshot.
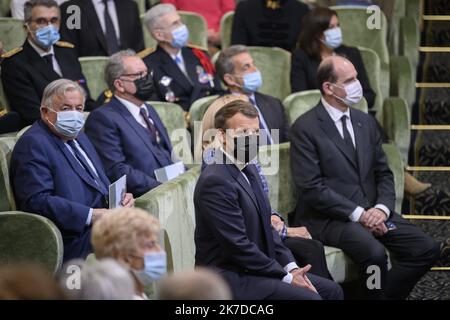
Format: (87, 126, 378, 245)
(216, 45, 290, 144)
(10, 79, 135, 262)
(140, 3, 223, 111)
(1, 0, 97, 128)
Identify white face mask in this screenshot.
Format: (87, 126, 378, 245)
(332, 80, 363, 106)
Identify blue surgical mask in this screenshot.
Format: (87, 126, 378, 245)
(322, 27, 343, 49)
(47, 108, 85, 138)
(240, 70, 262, 93)
(34, 24, 60, 49)
(132, 251, 167, 286)
(171, 24, 189, 49)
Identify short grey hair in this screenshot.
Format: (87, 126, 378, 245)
(105, 49, 137, 90)
(143, 3, 176, 35)
(42, 79, 86, 109)
(58, 259, 136, 300)
(215, 45, 249, 83)
(24, 0, 60, 23)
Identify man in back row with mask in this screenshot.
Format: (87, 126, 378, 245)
(1, 0, 96, 128)
(10, 79, 134, 262)
(85, 51, 174, 197)
(140, 3, 223, 112)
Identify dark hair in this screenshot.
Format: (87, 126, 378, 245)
(317, 59, 338, 94)
(214, 100, 259, 130)
(24, 0, 59, 22)
(297, 7, 338, 60)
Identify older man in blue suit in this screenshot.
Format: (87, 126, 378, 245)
(10, 79, 134, 261)
(85, 50, 174, 197)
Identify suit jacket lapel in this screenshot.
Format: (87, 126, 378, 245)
(24, 41, 60, 82)
(145, 104, 172, 151)
(54, 46, 72, 78)
(84, 0, 108, 54)
(158, 47, 193, 91)
(183, 47, 199, 85)
(316, 103, 358, 169)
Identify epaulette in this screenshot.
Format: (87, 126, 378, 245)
(1, 47, 23, 59)
(137, 47, 155, 59)
(104, 90, 113, 103)
(55, 41, 75, 48)
(0, 109, 7, 117)
(186, 43, 208, 52)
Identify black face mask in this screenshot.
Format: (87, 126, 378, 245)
(233, 134, 259, 164)
(133, 74, 154, 101)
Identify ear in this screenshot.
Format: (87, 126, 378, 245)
(114, 79, 126, 94)
(152, 29, 166, 43)
(322, 82, 334, 96)
(223, 73, 237, 87)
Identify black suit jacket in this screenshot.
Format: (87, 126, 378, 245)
(60, 0, 144, 57)
(1, 40, 95, 128)
(143, 46, 223, 111)
(231, 0, 309, 52)
(194, 153, 295, 282)
(290, 102, 395, 238)
(290, 45, 376, 109)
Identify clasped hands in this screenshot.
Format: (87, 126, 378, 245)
(359, 208, 388, 236)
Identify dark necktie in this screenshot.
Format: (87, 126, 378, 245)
(43, 54, 53, 66)
(103, 0, 119, 55)
(242, 164, 275, 258)
(341, 115, 354, 149)
(139, 107, 157, 142)
(67, 140, 108, 196)
(249, 97, 272, 145)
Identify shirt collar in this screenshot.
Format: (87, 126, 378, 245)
(170, 50, 183, 62)
(321, 97, 351, 123)
(28, 39, 55, 57)
(116, 96, 146, 118)
(220, 147, 248, 171)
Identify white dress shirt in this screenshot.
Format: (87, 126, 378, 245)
(92, 0, 121, 42)
(116, 96, 156, 129)
(28, 39, 62, 76)
(321, 98, 390, 221)
(170, 50, 189, 78)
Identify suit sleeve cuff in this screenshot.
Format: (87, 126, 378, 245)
(86, 208, 93, 226)
(349, 206, 364, 222)
(284, 262, 299, 273)
(282, 272, 293, 284)
(375, 204, 390, 218)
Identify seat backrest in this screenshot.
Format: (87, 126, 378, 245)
(78, 56, 109, 101)
(133, 0, 146, 15)
(357, 46, 383, 112)
(0, 0, 11, 17)
(220, 11, 234, 49)
(247, 46, 291, 101)
(381, 143, 404, 213)
(179, 11, 208, 50)
(141, 14, 157, 50)
(0, 137, 17, 211)
(331, 6, 390, 99)
(399, 16, 420, 74)
(258, 142, 297, 220)
(0, 211, 64, 274)
(0, 18, 26, 51)
(149, 101, 193, 165)
(189, 94, 219, 131)
(135, 166, 201, 272)
(16, 125, 30, 139)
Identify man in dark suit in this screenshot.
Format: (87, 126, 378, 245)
(231, 0, 310, 52)
(85, 51, 174, 197)
(10, 79, 134, 261)
(290, 56, 440, 299)
(1, 0, 96, 128)
(215, 45, 290, 144)
(141, 3, 223, 111)
(194, 100, 343, 300)
(60, 0, 144, 57)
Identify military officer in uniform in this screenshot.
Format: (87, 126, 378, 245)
(1, 0, 96, 128)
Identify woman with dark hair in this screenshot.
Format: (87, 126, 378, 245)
(290, 7, 375, 110)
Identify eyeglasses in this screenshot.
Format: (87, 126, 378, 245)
(29, 17, 60, 27)
(119, 71, 152, 82)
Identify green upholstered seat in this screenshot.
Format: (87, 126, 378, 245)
(283, 90, 368, 126)
(0, 18, 26, 52)
(0, 0, 11, 17)
(179, 11, 208, 50)
(381, 97, 410, 165)
(247, 46, 291, 101)
(135, 166, 201, 272)
(331, 6, 390, 101)
(141, 14, 157, 50)
(357, 46, 383, 112)
(78, 56, 109, 101)
(148, 101, 193, 165)
(387, 0, 406, 55)
(399, 16, 420, 74)
(0, 137, 17, 212)
(0, 211, 64, 274)
(405, 0, 421, 23)
(188, 94, 219, 131)
(133, 0, 146, 15)
(382, 143, 404, 214)
(389, 55, 415, 110)
(0, 78, 10, 112)
(16, 125, 30, 139)
(220, 11, 234, 49)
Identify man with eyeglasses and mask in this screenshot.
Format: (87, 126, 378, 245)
(1, 0, 97, 128)
(10, 79, 135, 262)
(193, 99, 343, 300)
(85, 50, 174, 197)
(140, 3, 223, 112)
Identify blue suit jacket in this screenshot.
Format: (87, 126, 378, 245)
(10, 121, 110, 261)
(84, 97, 173, 197)
(194, 151, 295, 287)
